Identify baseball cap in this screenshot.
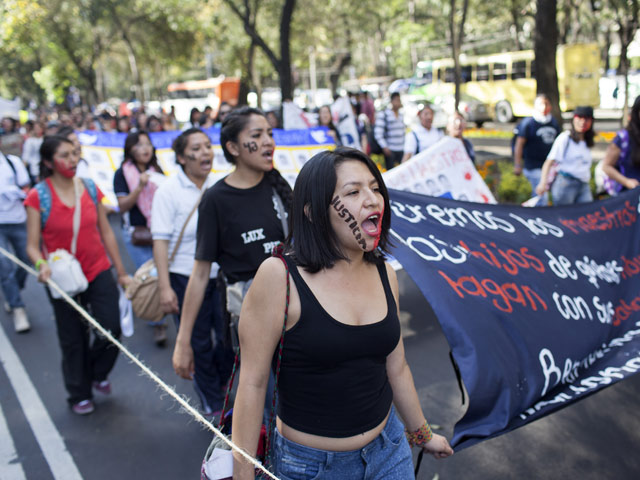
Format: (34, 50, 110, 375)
(574, 106, 593, 118)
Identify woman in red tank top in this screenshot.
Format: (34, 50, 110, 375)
(25, 136, 130, 416)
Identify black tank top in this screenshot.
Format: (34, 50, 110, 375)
(277, 256, 401, 437)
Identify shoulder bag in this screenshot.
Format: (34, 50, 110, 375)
(202, 245, 290, 480)
(126, 192, 203, 321)
(46, 178, 89, 299)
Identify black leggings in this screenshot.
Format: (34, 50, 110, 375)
(48, 269, 121, 405)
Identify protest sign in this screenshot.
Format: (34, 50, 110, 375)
(77, 127, 335, 207)
(330, 96, 362, 150)
(283, 101, 317, 130)
(388, 187, 640, 450)
(383, 136, 495, 203)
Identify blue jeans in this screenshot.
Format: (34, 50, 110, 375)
(0, 222, 29, 308)
(551, 173, 593, 205)
(523, 168, 541, 192)
(170, 273, 233, 412)
(273, 406, 414, 480)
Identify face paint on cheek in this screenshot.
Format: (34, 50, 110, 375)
(242, 141, 258, 153)
(54, 159, 75, 178)
(331, 196, 367, 250)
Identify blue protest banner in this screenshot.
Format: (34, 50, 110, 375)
(76, 127, 334, 207)
(388, 188, 640, 450)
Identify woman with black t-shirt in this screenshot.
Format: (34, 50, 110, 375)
(172, 107, 292, 397)
(231, 148, 453, 479)
(113, 131, 168, 345)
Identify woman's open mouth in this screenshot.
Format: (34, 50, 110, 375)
(361, 213, 381, 236)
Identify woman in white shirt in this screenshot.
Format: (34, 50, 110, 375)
(536, 106, 595, 205)
(151, 128, 233, 416)
(22, 120, 45, 182)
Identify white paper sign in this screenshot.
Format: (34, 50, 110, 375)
(382, 136, 496, 204)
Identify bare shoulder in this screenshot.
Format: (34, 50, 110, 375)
(249, 256, 289, 296)
(256, 256, 288, 279)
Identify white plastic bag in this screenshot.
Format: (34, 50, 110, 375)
(203, 448, 233, 480)
(118, 285, 134, 337)
(47, 249, 88, 299)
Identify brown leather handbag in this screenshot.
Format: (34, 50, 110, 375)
(131, 225, 153, 246)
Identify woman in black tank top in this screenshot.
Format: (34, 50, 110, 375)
(232, 147, 453, 479)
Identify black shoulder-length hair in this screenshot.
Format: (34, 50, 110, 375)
(123, 130, 164, 173)
(569, 110, 595, 148)
(287, 147, 392, 273)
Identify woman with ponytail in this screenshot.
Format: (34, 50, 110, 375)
(172, 108, 292, 407)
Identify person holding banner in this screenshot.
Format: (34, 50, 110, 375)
(402, 104, 444, 162)
(317, 105, 341, 145)
(231, 147, 453, 479)
(172, 108, 292, 408)
(602, 95, 640, 193)
(536, 106, 595, 205)
(113, 131, 168, 346)
(446, 111, 475, 164)
(24, 136, 130, 415)
(152, 128, 234, 417)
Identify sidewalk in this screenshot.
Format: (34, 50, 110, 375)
(473, 139, 608, 164)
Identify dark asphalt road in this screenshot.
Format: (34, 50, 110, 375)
(2, 215, 640, 480)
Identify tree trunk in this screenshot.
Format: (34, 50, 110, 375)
(510, 0, 522, 51)
(122, 34, 144, 103)
(329, 52, 352, 98)
(450, 0, 469, 111)
(603, 28, 611, 73)
(223, 0, 296, 103)
(619, 29, 631, 125)
(278, 0, 296, 100)
(535, 0, 562, 124)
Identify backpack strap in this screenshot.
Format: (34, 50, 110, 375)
(35, 178, 99, 231)
(81, 178, 99, 208)
(2, 152, 17, 179)
(34, 181, 52, 230)
(413, 130, 420, 155)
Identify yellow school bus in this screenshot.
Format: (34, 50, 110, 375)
(412, 43, 601, 122)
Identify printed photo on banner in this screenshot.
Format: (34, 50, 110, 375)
(387, 187, 640, 450)
(383, 136, 496, 204)
(76, 127, 335, 208)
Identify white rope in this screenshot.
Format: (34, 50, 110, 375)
(0, 246, 279, 480)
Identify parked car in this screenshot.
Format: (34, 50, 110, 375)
(399, 94, 448, 130)
(431, 93, 492, 127)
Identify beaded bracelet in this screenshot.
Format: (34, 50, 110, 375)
(35, 259, 48, 270)
(405, 421, 433, 447)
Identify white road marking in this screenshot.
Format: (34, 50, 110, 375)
(0, 325, 83, 480)
(0, 400, 27, 480)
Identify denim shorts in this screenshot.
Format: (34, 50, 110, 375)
(273, 406, 414, 480)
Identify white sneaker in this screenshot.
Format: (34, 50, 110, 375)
(13, 307, 30, 333)
(3, 302, 11, 313)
